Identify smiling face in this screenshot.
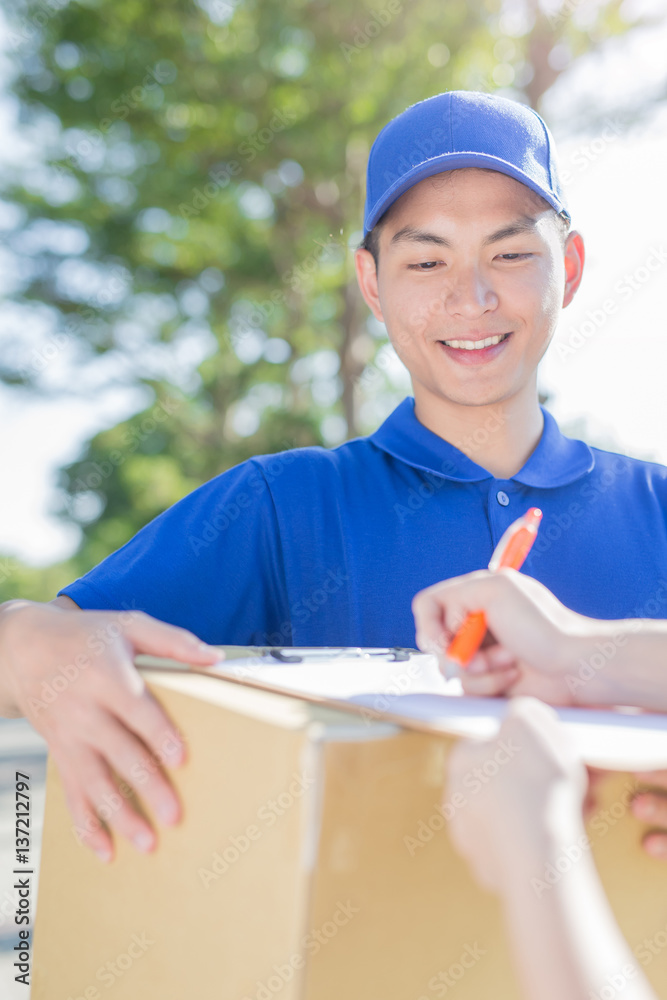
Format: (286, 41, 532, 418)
(355, 167, 583, 416)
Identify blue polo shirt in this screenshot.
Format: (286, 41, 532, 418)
(58, 398, 667, 646)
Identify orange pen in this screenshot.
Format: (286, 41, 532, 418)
(446, 507, 543, 668)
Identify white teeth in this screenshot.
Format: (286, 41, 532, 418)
(441, 334, 507, 350)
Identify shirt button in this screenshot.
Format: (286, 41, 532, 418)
(496, 490, 510, 506)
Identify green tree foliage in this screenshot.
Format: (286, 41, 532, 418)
(1, 0, 644, 588)
(0, 554, 82, 604)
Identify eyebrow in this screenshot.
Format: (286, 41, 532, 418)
(388, 216, 540, 250)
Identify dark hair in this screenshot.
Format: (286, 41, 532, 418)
(357, 202, 571, 273)
(357, 212, 387, 271)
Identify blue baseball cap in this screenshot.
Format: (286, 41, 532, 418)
(363, 90, 570, 237)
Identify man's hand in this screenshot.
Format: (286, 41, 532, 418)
(0, 598, 221, 862)
(631, 770, 667, 860)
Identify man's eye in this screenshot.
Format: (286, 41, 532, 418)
(497, 253, 531, 261)
(408, 261, 440, 270)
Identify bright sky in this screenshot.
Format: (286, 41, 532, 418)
(2, 2, 667, 566)
(541, 108, 667, 461)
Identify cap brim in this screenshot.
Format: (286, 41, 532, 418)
(364, 151, 570, 234)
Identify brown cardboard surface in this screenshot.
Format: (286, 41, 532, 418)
(32, 666, 667, 1000)
(32, 676, 315, 1000)
(590, 771, 667, 993)
(302, 729, 519, 1000)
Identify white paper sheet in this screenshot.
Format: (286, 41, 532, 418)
(212, 653, 667, 769)
(348, 692, 667, 770)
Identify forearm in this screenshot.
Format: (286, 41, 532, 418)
(500, 826, 655, 1000)
(566, 620, 667, 711)
(0, 600, 37, 717)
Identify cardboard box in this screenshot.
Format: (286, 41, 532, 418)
(32, 660, 667, 999)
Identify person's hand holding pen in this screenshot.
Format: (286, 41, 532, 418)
(445, 507, 544, 671)
(412, 567, 667, 711)
(413, 567, 592, 705)
(411, 569, 667, 860)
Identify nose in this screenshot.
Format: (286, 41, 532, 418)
(443, 264, 499, 319)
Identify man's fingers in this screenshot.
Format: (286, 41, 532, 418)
(630, 762, 667, 860)
(53, 689, 184, 859)
(117, 688, 186, 767)
(632, 773, 667, 840)
(57, 745, 158, 855)
(642, 831, 667, 861)
(122, 611, 222, 665)
(461, 666, 521, 697)
(583, 767, 608, 820)
(98, 661, 187, 767)
(92, 712, 182, 828)
(632, 790, 667, 827)
(0, 603, 220, 861)
(61, 780, 115, 863)
(634, 769, 667, 790)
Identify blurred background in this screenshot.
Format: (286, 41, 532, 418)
(0, 2, 666, 993)
(1, 0, 667, 602)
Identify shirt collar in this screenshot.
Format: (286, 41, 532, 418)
(368, 397, 594, 488)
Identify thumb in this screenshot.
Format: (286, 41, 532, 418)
(121, 612, 223, 664)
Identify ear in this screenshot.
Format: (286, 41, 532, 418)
(354, 248, 385, 323)
(562, 231, 585, 308)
